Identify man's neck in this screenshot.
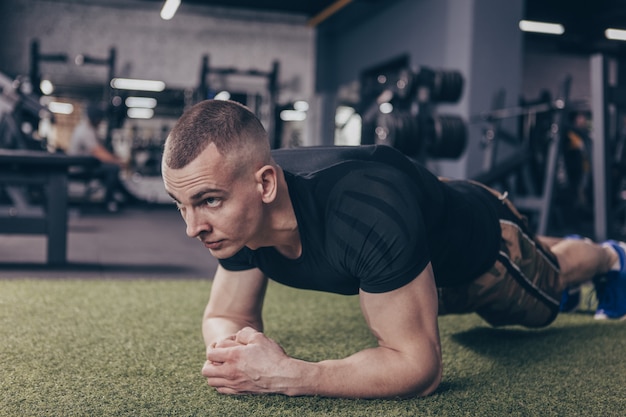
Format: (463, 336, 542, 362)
(264, 168, 301, 259)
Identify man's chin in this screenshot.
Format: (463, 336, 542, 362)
(206, 243, 241, 259)
(208, 248, 230, 259)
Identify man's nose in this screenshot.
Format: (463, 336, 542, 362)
(185, 208, 211, 238)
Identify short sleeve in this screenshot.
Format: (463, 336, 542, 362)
(324, 165, 431, 293)
(68, 122, 99, 155)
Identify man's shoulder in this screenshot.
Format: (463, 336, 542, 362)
(272, 145, 417, 175)
(286, 159, 415, 209)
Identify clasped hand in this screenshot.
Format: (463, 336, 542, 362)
(202, 327, 292, 395)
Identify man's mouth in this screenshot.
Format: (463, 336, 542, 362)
(203, 240, 224, 250)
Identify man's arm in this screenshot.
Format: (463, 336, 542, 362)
(202, 265, 268, 350)
(203, 264, 442, 399)
(91, 144, 123, 165)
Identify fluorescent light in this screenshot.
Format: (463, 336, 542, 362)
(293, 100, 309, 112)
(110, 78, 165, 92)
(519, 20, 564, 35)
(160, 0, 181, 20)
(125, 97, 157, 108)
(605, 28, 626, 41)
(48, 102, 74, 115)
(379, 102, 393, 114)
(40, 79, 54, 95)
(280, 110, 306, 122)
(127, 108, 154, 119)
(214, 91, 231, 101)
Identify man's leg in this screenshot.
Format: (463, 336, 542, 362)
(539, 236, 626, 320)
(537, 236, 617, 290)
(99, 163, 121, 212)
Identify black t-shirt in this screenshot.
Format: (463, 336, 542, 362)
(219, 145, 501, 294)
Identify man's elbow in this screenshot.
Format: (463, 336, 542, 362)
(397, 353, 443, 399)
(419, 363, 442, 397)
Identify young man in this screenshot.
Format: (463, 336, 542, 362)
(161, 99, 626, 399)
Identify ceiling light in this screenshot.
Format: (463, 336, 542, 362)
(293, 100, 309, 112)
(40, 79, 54, 95)
(160, 0, 181, 20)
(605, 28, 626, 41)
(125, 97, 157, 108)
(48, 102, 74, 115)
(519, 20, 564, 35)
(379, 102, 393, 114)
(110, 78, 165, 92)
(127, 108, 154, 119)
(280, 110, 306, 122)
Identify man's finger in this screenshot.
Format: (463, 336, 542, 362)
(213, 338, 242, 349)
(234, 327, 261, 344)
(206, 345, 238, 363)
(202, 360, 227, 377)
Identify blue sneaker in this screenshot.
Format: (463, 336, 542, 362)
(594, 240, 626, 320)
(560, 286, 581, 312)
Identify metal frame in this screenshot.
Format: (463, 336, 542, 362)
(0, 150, 98, 265)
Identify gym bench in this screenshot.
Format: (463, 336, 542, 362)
(0, 149, 99, 265)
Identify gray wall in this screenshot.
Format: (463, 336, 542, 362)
(523, 50, 591, 106)
(0, 0, 315, 91)
(0, 0, 318, 143)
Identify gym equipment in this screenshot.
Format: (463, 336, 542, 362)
(0, 149, 99, 265)
(74, 45, 120, 149)
(590, 54, 626, 241)
(29, 39, 68, 96)
(0, 71, 53, 151)
(30, 39, 124, 149)
(473, 76, 572, 236)
(358, 55, 467, 161)
(197, 55, 280, 147)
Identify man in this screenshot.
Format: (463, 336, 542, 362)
(67, 102, 127, 212)
(161, 100, 626, 399)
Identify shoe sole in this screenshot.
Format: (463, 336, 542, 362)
(594, 312, 626, 320)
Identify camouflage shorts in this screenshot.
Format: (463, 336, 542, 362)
(437, 184, 562, 328)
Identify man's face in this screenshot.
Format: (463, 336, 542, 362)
(162, 143, 264, 259)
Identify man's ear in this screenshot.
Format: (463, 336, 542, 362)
(255, 165, 277, 203)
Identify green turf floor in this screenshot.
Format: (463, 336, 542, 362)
(1, 279, 624, 416)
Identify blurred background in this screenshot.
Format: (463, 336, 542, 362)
(2, 0, 626, 253)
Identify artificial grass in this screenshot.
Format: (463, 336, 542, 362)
(0, 279, 624, 417)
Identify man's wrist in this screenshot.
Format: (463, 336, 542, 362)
(279, 358, 321, 397)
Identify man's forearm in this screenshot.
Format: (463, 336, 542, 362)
(273, 344, 441, 399)
(201, 267, 268, 350)
(202, 269, 441, 399)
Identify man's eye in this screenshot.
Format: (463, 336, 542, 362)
(205, 197, 221, 208)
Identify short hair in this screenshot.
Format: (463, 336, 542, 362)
(163, 100, 270, 170)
